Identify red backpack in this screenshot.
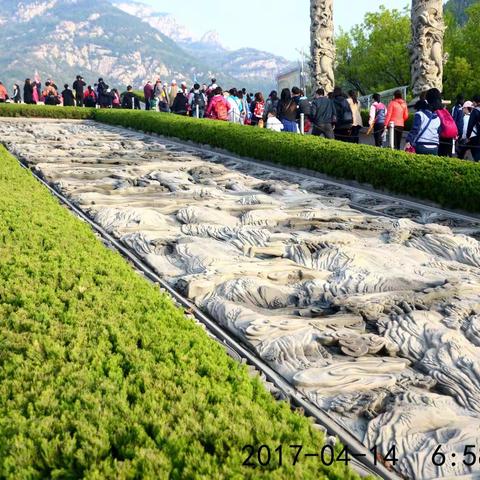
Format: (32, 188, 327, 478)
(215, 100, 229, 121)
(437, 108, 458, 139)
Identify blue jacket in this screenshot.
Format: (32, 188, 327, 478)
(452, 104, 464, 138)
(407, 110, 441, 146)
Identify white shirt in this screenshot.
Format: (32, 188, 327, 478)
(266, 116, 284, 132)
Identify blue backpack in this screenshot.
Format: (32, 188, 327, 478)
(374, 102, 386, 125)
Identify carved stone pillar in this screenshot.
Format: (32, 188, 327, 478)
(310, 0, 335, 93)
(410, 0, 445, 97)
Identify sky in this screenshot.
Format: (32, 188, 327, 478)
(143, 0, 410, 60)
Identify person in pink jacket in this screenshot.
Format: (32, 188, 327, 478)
(384, 90, 409, 150)
(205, 87, 230, 121)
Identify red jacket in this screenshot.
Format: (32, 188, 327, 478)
(206, 95, 230, 120)
(385, 98, 409, 127)
(0, 84, 8, 100)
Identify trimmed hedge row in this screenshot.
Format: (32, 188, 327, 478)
(1, 103, 480, 212)
(0, 144, 363, 479)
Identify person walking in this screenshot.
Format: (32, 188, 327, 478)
(0, 82, 8, 102)
(436, 102, 459, 157)
(23, 79, 34, 104)
(32, 81, 40, 104)
(263, 90, 279, 122)
(451, 94, 465, 139)
(42, 81, 58, 105)
(466, 94, 480, 162)
(385, 90, 409, 150)
(171, 90, 189, 115)
(227, 88, 242, 124)
(457, 101, 474, 160)
(84, 86, 97, 108)
(347, 90, 363, 143)
(189, 83, 207, 118)
(292, 87, 311, 133)
(368, 93, 387, 147)
(310, 88, 335, 139)
(277, 88, 298, 133)
(121, 86, 141, 110)
(97, 78, 111, 108)
(250, 92, 265, 127)
(332, 87, 353, 142)
(143, 81, 153, 111)
(12, 83, 21, 103)
(62, 84, 75, 107)
(169, 80, 178, 109)
(72, 75, 86, 107)
(205, 87, 230, 121)
(404, 92, 441, 155)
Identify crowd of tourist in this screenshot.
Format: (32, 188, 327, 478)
(0, 75, 478, 161)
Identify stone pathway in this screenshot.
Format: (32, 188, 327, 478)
(2, 118, 480, 480)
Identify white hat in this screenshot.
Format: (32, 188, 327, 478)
(181, 81, 187, 87)
(463, 100, 474, 109)
(171, 79, 177, 85)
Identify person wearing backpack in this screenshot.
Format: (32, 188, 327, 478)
(332, 87, 354, 142)
(292, 87, 311, 133)
(171, 90, 189, 116)
(466, 94, 480, 162)
(250, 92, 265, 127)
(205, 87, 230, 121)
(121, 86, 140, 110)
(368, 93, 387, 147)
(404, 95, 441, 156)
(189, 83, 207, 118)
(385, 90, 409, 150)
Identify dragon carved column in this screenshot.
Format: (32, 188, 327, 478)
(310, 0, 335, 93)
(410, 0, 445, 97)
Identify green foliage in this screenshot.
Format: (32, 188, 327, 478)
(335, 2, 480, 100)
(443, 3, 480, 99)
(0, 144, 366, 479)
(335, 6, 411, 95)
(1, 103, 480, 213)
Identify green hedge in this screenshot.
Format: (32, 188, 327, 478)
(1, 103, 480, 213)
(0, 144, 365, 479)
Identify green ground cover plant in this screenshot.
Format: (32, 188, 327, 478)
(0, 144, 364, 479)
(1, 103, 479, 213)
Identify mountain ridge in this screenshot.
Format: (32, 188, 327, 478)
(0, 0, 291, 93)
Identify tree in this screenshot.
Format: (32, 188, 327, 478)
(335, 6, 411, 95)
(443, 3, 480, 99)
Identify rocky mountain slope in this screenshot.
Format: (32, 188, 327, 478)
(0, 0, 291, 93)
(114, 1, 292, 91)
